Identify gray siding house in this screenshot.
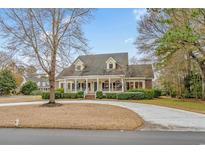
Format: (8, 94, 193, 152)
(56, 52, 154, 95)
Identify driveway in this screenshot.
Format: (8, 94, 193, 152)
(0, 100, 205, 131)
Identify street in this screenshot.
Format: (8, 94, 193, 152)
(0, 128, 205, 145)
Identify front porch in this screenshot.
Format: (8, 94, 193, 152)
(57, 76, 146, 94)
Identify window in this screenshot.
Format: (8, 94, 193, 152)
(60, 83, 64, 88)
(113, 80, 122, 91)
(106, 57, 116, 69)
(42, 82, 46, 87)
(76, 65, 81, 71)
(139, 82, 143, 88)
(102, 80, 109, 91)
(67, 83, 71, 90)
(109, 63, 113, 69)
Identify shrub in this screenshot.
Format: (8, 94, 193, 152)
(77, 91, 84, 98)
(96, 91, 104, 99)
(105, 93, 117, 99)
(55, 91, 62, 99)
(117, 92, 145, 100)
(153, 89, 162, 98)
(31, 90, 42, 95)
(41, 92, 62, 99)
(128, 89, 154, 99)
(171, 91, 177, 98)
(20, 80, 38, 95)
(55, 88, 64, 93)
(0, 69, 17, 95)
(41, 92, 50, 99)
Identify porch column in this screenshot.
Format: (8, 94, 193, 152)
(86, 78, 88, 94)
(97, 77, 99, 91)
(75, 79, 77, 92)
(80, 82, 82, 91)
(109, 77, 111, 92)
(121, 78, 124, 92)
(64, 79, 67, 93)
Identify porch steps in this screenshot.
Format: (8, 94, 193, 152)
(85, 94, 95, 99)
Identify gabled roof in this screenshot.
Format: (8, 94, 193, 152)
(57, 52, 128, 78)
(126, 64, 154, 78)
(56, 52, 154, 79)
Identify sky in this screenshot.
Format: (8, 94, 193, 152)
(83, 8, 147, 59)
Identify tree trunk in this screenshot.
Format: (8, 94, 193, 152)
(49, 72, 55, 104)
(199, 63, 205, 100)
(48, 51, 57, 104)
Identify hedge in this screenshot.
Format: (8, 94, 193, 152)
(96, 91, 104, 99)
(128, 89, 154, 99)
(153, 89, 161, 98)
(105, 93, 117, 99)
(55, 88, 64, 93)
(117, 92, 145, 100)
(41, 91, 84, 99)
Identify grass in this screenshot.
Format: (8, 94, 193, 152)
(0, 103, 143, 130)
(0, 95, 42, 103)
(138, 97, 205, 114)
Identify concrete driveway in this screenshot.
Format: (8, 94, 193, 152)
(0, 100, 205, 131)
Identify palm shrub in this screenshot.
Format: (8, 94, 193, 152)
(20, 80, 38, 95)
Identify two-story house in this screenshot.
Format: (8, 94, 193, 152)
(56, 52, 154, 96)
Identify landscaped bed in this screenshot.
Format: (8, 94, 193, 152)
(0, 103, 143, 130)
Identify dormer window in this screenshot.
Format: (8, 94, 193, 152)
(109, 63, 113, 69)
(74, 58, 84, 71)
(106, 57, 116, 70)
(76, 65, 81, 71)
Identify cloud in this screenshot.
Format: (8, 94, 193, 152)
(124, 38, 134, 44)
(133, 8, 147, 20)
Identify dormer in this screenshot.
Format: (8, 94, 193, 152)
(106, 57, 116, 70)
(74, 58, 84, 71)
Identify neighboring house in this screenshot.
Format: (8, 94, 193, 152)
(56, 52, 154, 95)
(25, 74, 50, 91)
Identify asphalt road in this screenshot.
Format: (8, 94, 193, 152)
(0, 128, 205, 145)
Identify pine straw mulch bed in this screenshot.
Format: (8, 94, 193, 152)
(0, 103, 143, 130)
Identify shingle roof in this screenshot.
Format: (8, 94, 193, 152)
(56, 53, 154, 79)
(126, 64, 154, 78)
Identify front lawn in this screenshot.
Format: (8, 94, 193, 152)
(0, 95, 42, 103)
(138, 97, 205, 114)
(0, 103, 143, 130)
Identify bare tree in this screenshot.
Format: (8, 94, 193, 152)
(0, 9, 92, 104)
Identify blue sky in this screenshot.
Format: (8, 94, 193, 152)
(83, 8, 147, 59)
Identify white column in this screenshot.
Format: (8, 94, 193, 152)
(86, 78, 88, 94)
(64, 79, 67, 93)
(97, 78, 99, 91)
(121, 78, 124, 92)
(75, 79, 77, 92)
(80, 82, 82, 91)
(109, 77, 111, 92)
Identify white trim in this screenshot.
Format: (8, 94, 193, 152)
(59, 74, 125, 80)
(106, 57, 116, 70)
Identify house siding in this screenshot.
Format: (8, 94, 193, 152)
(145, 79, 152, 89)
